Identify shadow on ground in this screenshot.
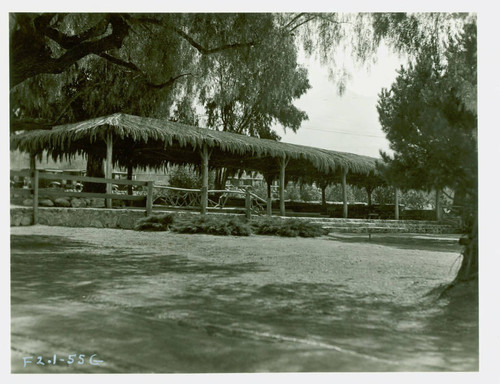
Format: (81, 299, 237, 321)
(10, 231, 477, 373)
(326, 233, 462, 253)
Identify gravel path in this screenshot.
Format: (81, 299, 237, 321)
(10, 225, 476, 373)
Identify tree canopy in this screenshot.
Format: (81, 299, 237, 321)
(377, 17, 477, 197)
(9, 13, 391, 136)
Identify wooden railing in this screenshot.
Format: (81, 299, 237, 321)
(11, 170, 269, 224)
(153, 185, 267, 218)
(11, 170, 154, 224)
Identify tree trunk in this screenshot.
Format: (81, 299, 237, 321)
(83, 153, 105, 193)
(456, 209, 478, 282)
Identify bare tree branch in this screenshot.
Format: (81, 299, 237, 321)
(34, 14, 112, 50)
(288, 16, 318, 33)
(173, 27, 257, 54)
(98, 52, 192, 89)
(281, 13, 308, 31)
(98, 52, 140, 72)
(11, 14, 129, 87)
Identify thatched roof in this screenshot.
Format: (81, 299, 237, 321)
(11, 113, 384, 182)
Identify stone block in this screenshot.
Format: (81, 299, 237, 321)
(90, 198, 105, 208)
(71, 198, 85, 208)
(54, 197, 71, 207)
(20, 215, 32, 226)
(39, 199, 54, 207)
(22, 198, 33, 206)
(90, 219, 104, 228)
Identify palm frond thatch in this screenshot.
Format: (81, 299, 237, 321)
(11, 113, 382, 179)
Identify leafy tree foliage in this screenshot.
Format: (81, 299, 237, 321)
(377, 17, 477, 282)
(9, 12, 390, 133)
(377, 20, 477, 196)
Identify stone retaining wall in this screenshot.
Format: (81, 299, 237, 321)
(11, 206, 459, 234)
(11, 206, 146, 229)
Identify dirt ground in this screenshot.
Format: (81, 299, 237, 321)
(10, 225, 477, 373)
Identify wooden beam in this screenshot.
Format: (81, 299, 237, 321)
(38, 172, 148, 186)
(394, 186, 399, 220)
(435, 189, 442, 222)
(279, 156, 287, 216)
(29, 154, 38, 225)
(105, 130, 113, 208)
(127, 163, 134, 196)
(342, 169, 348, 218)
(366, 186, 372, 208)
(32, 170, 39, 225)
(36, 189, 145, 201)
(29, 153, 36, 171)
(266, 179, 272, 216)
(245, 187, 252, 220)
(200, 144, 210, 215)
(146, 181, 154, 216)
(321, 185, 327, 210)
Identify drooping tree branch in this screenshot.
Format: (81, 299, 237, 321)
(173, 27, 257, 55)
(98, 52, 192, 89)
(133, 16, 259, 55)
(281, 13, 308, 31)
(146, 73, 193, 89)
(287, 15, 318, 33)
(97, 52, 141, 72)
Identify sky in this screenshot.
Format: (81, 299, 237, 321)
(280, 43, 405, 158)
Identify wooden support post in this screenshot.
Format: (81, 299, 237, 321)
(435, 189, 442, 222)
(321, 185, 327, 209)
(105, 130, 113, 209)
(146, 181, 154, 216)
(200, 144, 210, 215)
(29, 154, 38, 224)
(266, 180, 272, 216)
(342, 169, 348, 218)
(127, 163, 134, 196)
(245, 187, 252, 220)
(394, 186, 399, 220)
(29, 153, 36, 172)
(32, 169, 39, 225)
(279, 156, 287, 216)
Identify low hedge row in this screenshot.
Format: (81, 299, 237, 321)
(134, 214, 327, 238)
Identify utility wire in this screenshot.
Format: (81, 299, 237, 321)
(300, 126, 387, 139)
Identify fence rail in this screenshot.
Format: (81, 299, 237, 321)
(11, 170, 154, 223)
(11, 170, 268, 225)
(154, 185, 265, 216)
(37, 172, 149, 186)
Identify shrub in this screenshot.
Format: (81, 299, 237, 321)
(134, 214, 325, 238)
(134, 214, 174, 231)
(251, 217, 326, 238)
(168, 165, 202, 189)
(170, 215, 252, 236)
